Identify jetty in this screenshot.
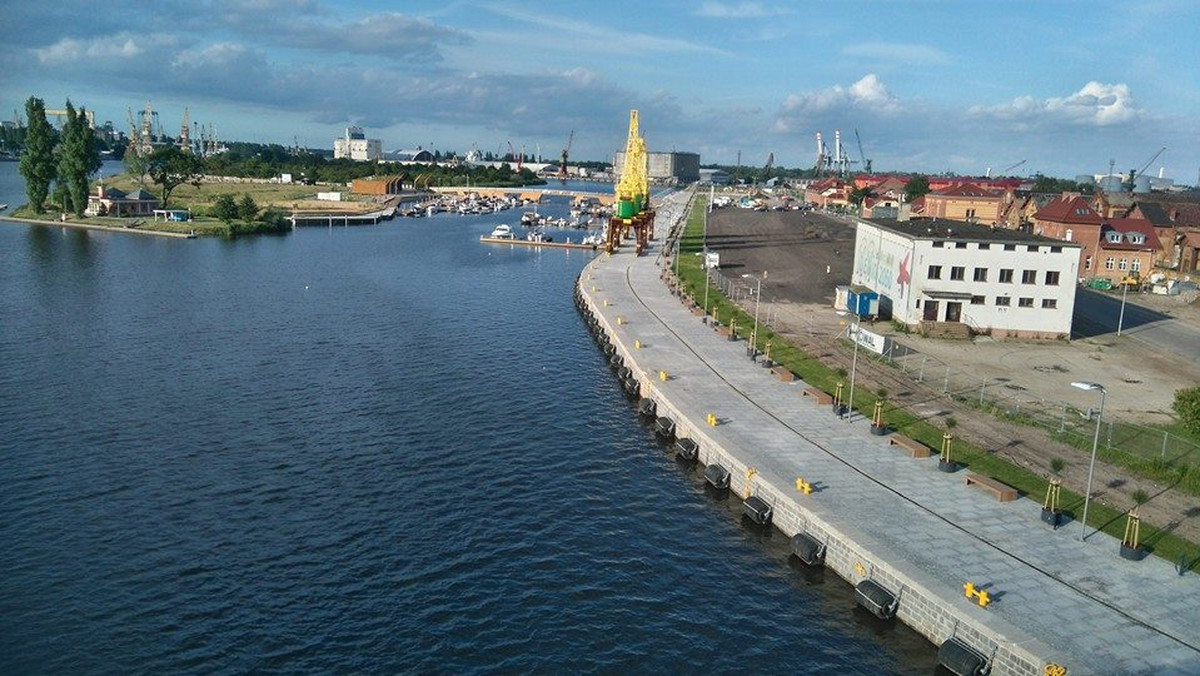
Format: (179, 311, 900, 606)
(479, 236, 599, 251)
(575, 190, 1200, 675)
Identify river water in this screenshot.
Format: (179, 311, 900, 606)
(0, 162, 935, 672)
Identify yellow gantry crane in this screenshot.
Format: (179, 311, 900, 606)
(608, 109, 654, 255)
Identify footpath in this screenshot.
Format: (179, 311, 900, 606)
(577, 194, 1200, 675)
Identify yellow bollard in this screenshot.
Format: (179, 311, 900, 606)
(659, 370, 668, 382)
(977, 590, 991, 608)
(617, 316, 624, 325)
(635, 340, 642, 349)
(795, 477, 812, 495)
(964, 582, 976, 599)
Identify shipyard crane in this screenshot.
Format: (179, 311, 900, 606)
(607, 111, 653, 255)
(178, 107, 191, 152)
(506, 140, 517, 168)
(854, 129, 872, 174)
(558, 130, 574, 181)
(1129, 146, 1167, 188)
(815, 132, 827, 174)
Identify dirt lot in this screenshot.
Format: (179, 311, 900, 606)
(708, 206, 1200, 547)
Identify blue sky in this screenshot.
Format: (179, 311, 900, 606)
(2, 0, 1198, 179)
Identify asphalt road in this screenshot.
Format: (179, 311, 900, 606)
(1073, 288, 1200, 360)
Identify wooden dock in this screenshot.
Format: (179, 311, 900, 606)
(479, 237, 599, 251)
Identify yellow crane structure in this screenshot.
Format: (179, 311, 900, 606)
(607, 109, 654, 255)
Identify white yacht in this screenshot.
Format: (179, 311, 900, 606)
(485, 224, 515, 240)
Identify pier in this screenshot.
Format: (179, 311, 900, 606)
(575, 191, 1200, 675)
(479, 236, 600, 251)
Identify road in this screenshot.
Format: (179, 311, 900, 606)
(1073, 288, 1200, 361)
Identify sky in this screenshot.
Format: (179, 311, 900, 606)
(2, 0, 1198, 179)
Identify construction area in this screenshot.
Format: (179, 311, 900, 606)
(703, 205, 1200, 548)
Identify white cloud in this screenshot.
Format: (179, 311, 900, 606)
(773, 74, 900, 131)
(841, 42, 950, 65)
(970, 81, 1141, 127)
(696, 2, 791, 18)
(35, 34, 149, 64)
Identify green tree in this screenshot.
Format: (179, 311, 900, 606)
(849, 186, 874, 207)
(212, 194, 238, 223)
(904, 175, 930, 203)
(1174, 385, 1200, 436)
(145, 146, 205, 208)
(57, 101, 102, 217)
(237, 193, 259, 222)
(18, 96, 57, 214)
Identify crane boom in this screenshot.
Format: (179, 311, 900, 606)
(854, 129, 871, 174)
(558, 130, 574, 181)
(1133, 146, 1167, 180)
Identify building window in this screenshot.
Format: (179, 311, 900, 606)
(1105, 257, 1116, 270)
(966, 208, 977, 219)
(971, 295, 985, 305)
(1027, 245, 1040, 252)
(1022, 269, 1037, 284)
(1042, 299, 1058, 309)
(1131, 259, 1141, 272)
(999, 269, 1014, 283)
(1051, 246, 1063, 253)
(1019, 297, 1034, 308)
(1128, 233, 1145, 244)
(1004, 244, 1017, 251)
(978, 243, 990, 250)
(933, 241, 945, 248)
(1065, 230, 1073, 242)
(996, 296, 1011, 307)
(1045, 271, 1060, 285)
(1085, 256, 1093, 270)
(950, 266, 965, 281)
(973, 268, 988, 282)
(928, 265, 942, 280)
(955, 242, 968, 249)
(1106, 232, 1123, 244)
(1119, 259, 1128, 271)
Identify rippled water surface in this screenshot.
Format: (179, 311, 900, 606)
(0, 163, 934, 673)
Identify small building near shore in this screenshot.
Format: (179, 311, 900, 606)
(352, 175, 407, 195)
(85, 185, 160, 217)
(852, 218, 1080, 340)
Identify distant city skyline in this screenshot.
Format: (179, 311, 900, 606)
(3, 0, 1198, 180)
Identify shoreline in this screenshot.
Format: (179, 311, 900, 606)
(0, 215, 196, 239)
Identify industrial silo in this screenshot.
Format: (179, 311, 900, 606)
(1133, 175, 1152, 193)
(1075, 174, 1096, 186)
(1099, 175, 1124, 193)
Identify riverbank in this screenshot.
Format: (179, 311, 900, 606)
(576, 194, 1200, 674)
(0, 214, 195, 239)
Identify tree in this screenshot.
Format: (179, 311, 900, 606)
(212, 194, 238, 223)
(56, 101, 102, 217)
(237, 194, 259, 223)
(145, 146, 205, 208)
(904, 175, 930, 203)
(1174, 385, 1200, 436)
(849, 186, 874, 207)
(18, 96, 57, 214)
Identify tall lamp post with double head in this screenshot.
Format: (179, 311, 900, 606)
(1072, 381, 1107, 541)
(741, 273, 763, 359)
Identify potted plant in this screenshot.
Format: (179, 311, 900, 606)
(1041, 458, 1065, 528)
(1120, 489, 1149, 561)
(938, 417, 958, 472)
(870, 388, 888, 436)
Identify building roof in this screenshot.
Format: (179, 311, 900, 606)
(928, 182, 1002, 198)
(1098, 218, 1161, 251)
(864, 217, 1081, 246)
(1035, 195, 1102, 224)
(124, 189, 158, 201)
(1132, 201, 1173, 226)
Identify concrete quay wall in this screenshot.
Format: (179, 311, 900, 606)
(575, 269, 1050, 676)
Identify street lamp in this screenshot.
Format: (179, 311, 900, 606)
(847, 310, 862, 421)
(742, 273, 763, 359)
(702, 202, 711, 322)
(1117, 280, 1129, 337)
(1071, 381, 1107, 541)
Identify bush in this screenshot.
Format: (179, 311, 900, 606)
(1174, 385, 1200, 436)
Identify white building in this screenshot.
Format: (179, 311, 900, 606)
(852, 219, 1081, 340)
(334, 126, 382, 162)
(613, 150, 700, 183)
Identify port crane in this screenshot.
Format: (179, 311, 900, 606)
(763, 152, 774, 183)
(607, 111, 652, 255)
(854, 129, 871, 174)
(558, 130, 574, 182)
(1129, 146, 1167, 189)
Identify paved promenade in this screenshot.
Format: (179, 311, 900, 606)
(580, 193, 1200, 674)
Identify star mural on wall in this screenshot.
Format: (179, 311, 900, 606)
(896, 252, 911, 298)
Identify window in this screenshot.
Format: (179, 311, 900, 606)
(1131, 259, 1142, 272)
(973, 268, 988, 282)
(950, 266, 965, 281)
(1128, 233, 1144, 245)
(933, 241, 945, 248)
(1119, 259, 1128, 271)
(1050, 246, 1063, 253)
(966, 208, 977, 219)
(1022, 269, 1037, 284)
(971, 295, 985, 305)
(1028, 245, 1041, 252)
(999, 269, 1014, 283)
(1042, 299, 1058, 309)
(955, 242, 968, 249)
(996, 296, 1011, 307)
(1065, 229, 1073, 242)
(1106, 232, 1123, 244)
(978, 243, 990, 250)
(1004, 244, 1017, 251)
(1018, 297, 1034, 308)
(1105, 257, 1116, 270)
(928, 265, 942, 280)
(1045, 271, 1060, 285)
(1085, 256, 1093, 270)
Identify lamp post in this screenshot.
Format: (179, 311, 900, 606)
(1117, 280, 1129, 337)
(1072, 381, 1107, 541)
(847, 311, 862, 421)
(702, 201, 710, 322)
(742, 273, 763, 359)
